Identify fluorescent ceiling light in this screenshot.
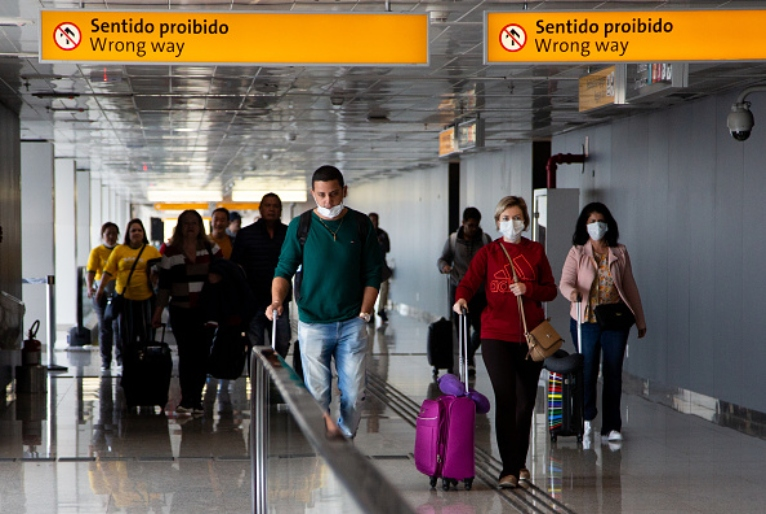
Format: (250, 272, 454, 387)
(147, 190, 222, 202)
(0, 52, 38, 58)
(232, 190, 307, 203)
(0, 18, 33, 27)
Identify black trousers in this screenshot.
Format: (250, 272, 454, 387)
(93, 294, 121, 366)
(169, 306, 212, 409)
(482, 339, 543, 478)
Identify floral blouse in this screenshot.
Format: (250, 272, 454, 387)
(586, 251, 621, 322)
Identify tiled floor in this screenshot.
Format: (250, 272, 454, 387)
(2, 310, 766, 513)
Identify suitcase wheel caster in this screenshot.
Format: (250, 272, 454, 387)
(464, 478, 473, 490)
(429, 476, 437, 489)
(442, 478, 450, 491)
(551, 434, 557, 442)
(432, 368, 439, 378)
(577, 435, 583, 443)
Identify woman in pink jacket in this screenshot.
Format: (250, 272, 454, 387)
(560, 202, 646, 443)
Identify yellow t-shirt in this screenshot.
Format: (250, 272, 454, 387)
(209, 234, 232, 260)
(86, 244, 115, 282)
(103, 244, 162, 301)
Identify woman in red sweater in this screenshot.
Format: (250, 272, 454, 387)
(453, 195, 557, 489)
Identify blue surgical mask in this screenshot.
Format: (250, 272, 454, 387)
(316, 201, 344, 219)
(587, 221, 608, 241)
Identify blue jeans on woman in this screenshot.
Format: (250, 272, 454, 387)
(298, 317, 368, 438)
(570, 318, 630, 435)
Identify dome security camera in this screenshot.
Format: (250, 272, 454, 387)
(727, 102, 754, 141)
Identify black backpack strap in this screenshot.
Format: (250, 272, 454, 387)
(298, 209, 313, 250)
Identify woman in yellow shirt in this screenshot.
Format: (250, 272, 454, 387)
(86, 222, 120, 371)
(96, 219, 161, 357)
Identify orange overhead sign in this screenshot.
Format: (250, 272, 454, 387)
(40, 10, 429, 65)
(486, 10, 766, 63)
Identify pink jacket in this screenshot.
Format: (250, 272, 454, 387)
(559, 244, 646, 331)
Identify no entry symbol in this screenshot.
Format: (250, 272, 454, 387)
(54, 22, 81, 51)
(500, 24, 526, 52)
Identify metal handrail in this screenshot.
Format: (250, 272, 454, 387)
(249, 346, 416, 514)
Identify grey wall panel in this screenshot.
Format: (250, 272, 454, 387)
(557, 90, 766, 413)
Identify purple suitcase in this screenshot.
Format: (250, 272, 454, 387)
(414, 311, 476, 490)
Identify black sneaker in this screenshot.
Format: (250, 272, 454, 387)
(378, 310, 388, 322)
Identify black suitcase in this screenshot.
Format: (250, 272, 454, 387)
(121, 324, 172, 409)
(427, 317, 454, 377)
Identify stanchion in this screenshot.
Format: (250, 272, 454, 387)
(45, 275, 67, 372)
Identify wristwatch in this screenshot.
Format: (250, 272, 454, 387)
(359, 312, 371, 323)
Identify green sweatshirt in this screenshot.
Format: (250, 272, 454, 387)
(274, 208, 383, 323)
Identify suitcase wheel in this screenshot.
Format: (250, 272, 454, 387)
(432, 368, 439, 378)
(464, 478, 473, 490)
(550, 434, 557, 442)
(429, 476, 437, 489)
(441, 478, 450, 491)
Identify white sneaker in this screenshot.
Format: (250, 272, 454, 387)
(584, 420, 593, 437)
(607, 430, 623, 441)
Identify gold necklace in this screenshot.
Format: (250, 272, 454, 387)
(316, 216, 345, 241)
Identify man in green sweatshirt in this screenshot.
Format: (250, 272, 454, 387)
(267, 165, 383, 438)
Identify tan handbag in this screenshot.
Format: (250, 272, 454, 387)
(499, 242, 563, 361)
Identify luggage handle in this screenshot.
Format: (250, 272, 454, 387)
(575, 294, 582, 354)
(458, 307, 469, 393)
(155, 323, 166, 345)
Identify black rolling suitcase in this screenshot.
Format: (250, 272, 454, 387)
(544, 300, 584, 442)
(121, 324, 172, 409)
(427, 276, 454, 377)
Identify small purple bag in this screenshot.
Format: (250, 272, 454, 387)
(437, 374, 490, 414)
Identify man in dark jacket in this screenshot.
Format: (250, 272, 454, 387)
(436, 207, 492, 376)
(230, 193, 290, 357)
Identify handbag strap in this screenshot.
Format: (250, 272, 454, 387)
(123, 244, 146, 295)
(498, 241, 529, 336)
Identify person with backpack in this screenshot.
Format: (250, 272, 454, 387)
(267, 165, 384, 439)
(231, 193, 290, 358)
(437, 207, 492, 376)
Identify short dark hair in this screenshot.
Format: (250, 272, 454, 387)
(462, 207, 481, 222)
(101, 222, 119, 236)
(260, 192, 282, 209)
(573, 202, 620, 247)
(312, 165, 344, 188)
(212, 207, 230, 221)
(123, 219, 149, 245)
(229, 211, 242, 222)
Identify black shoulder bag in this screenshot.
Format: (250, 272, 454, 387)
(104, 244, 146, 322)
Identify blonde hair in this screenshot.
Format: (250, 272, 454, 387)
(493, 196, 530, 230)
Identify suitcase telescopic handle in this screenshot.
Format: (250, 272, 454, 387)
(271, 309, 277, 352)
(459, 308, 469, 392)
(575, 295, 582, 354)
(158, 322, 166, 344)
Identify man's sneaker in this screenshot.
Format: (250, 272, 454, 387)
(498, 475, 518, 489)
(100, 367, 110, 374)
(607, 430, 623, 441)
(519, 468, 530, 481)
(175, 405, 193, 416)
(192, 407, 205, 416)
(584, 420, 593, 437)
(378, 310, 388, 322)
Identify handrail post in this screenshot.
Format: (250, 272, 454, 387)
(251, 348, 269, 513)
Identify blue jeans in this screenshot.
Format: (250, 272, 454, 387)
(247, 306, 291, 358)
(298, 317, 368, 438)
(570, 318, 629, 435)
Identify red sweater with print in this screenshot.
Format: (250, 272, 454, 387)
(455, 237, 557, 343)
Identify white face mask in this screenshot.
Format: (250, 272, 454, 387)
(587, 221, 608, 241)
(316, 201, 344, 219)
(499, 219, 525, 242)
